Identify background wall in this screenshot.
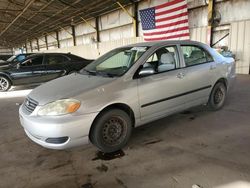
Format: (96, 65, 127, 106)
(21, 0, 250, 74)
(0, 46, 12, 60)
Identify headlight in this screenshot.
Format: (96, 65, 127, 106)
(37, 99, 81, 116)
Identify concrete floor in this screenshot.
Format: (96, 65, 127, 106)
(0, 75, 250, 188)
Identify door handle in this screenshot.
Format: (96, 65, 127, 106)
(210, 64, 216, 70)
(176, 72, 185, 79)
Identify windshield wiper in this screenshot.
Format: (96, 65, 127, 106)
(95, 71, 117, 78)
(83, 69, 97, 75)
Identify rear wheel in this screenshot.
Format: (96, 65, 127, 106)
(0, 76, 11, 92)
(90, 109, 132, 153)
(208, 82, 227, 111)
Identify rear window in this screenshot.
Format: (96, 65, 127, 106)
(67, 54, 86, 61)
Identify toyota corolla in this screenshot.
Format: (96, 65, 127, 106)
(19, 41, 236, 153)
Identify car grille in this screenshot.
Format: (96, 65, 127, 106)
(24, 97, 38, 114)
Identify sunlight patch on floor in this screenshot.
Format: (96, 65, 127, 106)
(215, 181, 250, 188)
(0, 89, 32, 99)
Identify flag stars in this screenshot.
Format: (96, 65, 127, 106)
(139, 7, 156, 30)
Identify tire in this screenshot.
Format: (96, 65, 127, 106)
(208, 82, 227, 111)
(0, 76, 11, 92)
(90, 109, 132, 153)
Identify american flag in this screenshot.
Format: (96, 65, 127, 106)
(139, 0, 190, 41)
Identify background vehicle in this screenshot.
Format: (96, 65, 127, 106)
(0, 53, 92, 91)
(19, 41, 236, 153)
(0, 53, 33, 67)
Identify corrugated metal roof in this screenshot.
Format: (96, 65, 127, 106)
(0, 0, 135, 47)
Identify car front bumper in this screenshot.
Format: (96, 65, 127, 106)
(19, 105, 98, 150)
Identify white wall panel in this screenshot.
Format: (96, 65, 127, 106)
(190, 26, 207, 44)
(100, 24, 133, 42)
(0, 46, 12, 55)
(229, 20, 250, 74)
(38, 36, 46, 51)
(60, 38, 73, 48)
(75, 19, 96, 36)
(76, 33, 96, 46)
(47, 32, 57, 50)
(98, 37, 143, 56)
(31, 39, 39, 52)
(99, 6, 132, 31)
(59, 26, 72, 40)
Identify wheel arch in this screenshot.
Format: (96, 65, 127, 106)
(214, 77, 228, 90)
(0, 73, 12, 85)
(89, 103, 136, 139)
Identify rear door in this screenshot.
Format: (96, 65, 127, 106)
(179, 45, 215, 107)
(44, 54, 68, 81)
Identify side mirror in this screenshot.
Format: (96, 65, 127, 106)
(138, 67, 155, 77)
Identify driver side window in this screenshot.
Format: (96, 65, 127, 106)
(143, 46, 179, 73)
(21, 56, 43, 67)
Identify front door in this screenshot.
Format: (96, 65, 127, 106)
(12, 55, 47, 85)
(137, 45, 188, 121)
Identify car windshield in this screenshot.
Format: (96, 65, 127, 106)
(7, 55, 16, 62)
(81, 46, 148, 77)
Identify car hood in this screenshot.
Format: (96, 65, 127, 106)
(28, 73, 116, 105)
(0, 62, 11, 68)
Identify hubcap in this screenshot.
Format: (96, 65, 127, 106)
(0, 77, 9, 91)
(102, 116, 127, 146)
(214, 87, 224, 104)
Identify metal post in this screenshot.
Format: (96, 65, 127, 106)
(134, 1, 139, 37)
(30, 41, 33, 52)
(95, 17, 100, 42)
(71, 25, 76, 46)
(25, 42, 27, 53)
(207, 0, 215, 46)
(45, 35, 48, 50)
(56, 31, 60, 48)
(36, 38, 40, 51)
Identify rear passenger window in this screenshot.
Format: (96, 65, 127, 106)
(181, 46, 213, 66)
(47, 55, 67, 65)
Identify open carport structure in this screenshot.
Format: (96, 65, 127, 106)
(0, 0, 250, 188)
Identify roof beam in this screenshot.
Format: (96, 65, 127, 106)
(0, 0, 35, 37)
(10, 0, 55, 33)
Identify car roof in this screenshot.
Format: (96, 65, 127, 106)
(26, 53, 72, 58)
(123, 40, 208, 48)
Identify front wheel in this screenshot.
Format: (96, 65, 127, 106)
(208, 82, 227, 111)
(0, 76, 11, 92)
(90, 109, 132, 153)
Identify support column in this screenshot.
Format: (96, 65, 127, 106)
(56, 31, 60, 48)
(45, 35, 48, 50)
(95, 17, 100, 42)
(134, 1, 139, 37)
(25, 42, 27, 53)
(71, 25, 76, 46)
(36, 38, 40, 51)
(207, 0, 215, 46)
(30, 41, 33, 52)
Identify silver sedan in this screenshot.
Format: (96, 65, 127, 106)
(19, 40, 236, 152)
